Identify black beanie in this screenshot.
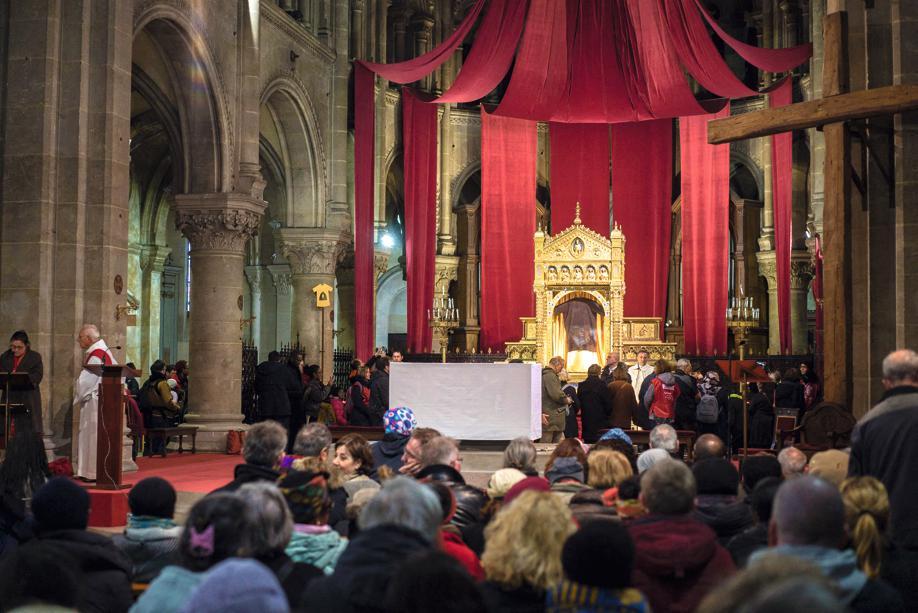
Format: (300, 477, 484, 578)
(562, 521, 635, 590)
(128, 477, 177, 519)
(693, 458, 740, 496)
(31, 477, 90, 532)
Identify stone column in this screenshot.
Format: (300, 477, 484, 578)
(174, 193, 265, 449)
(139, 244, 171, 370)
(790, 257, 814, 354)
(393, 8, 409, 62)
(438, 105, 456, 255)
(244, 265, 264, 351)
(336, 253, 356, 351)
(277, 229, 343, 376)
(350, 0, 366, 60)
(454, 202, 481, 351)
(268, 265, 292, 349)
(412, 12, 435, 90)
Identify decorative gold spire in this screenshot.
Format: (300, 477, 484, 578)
(574, 202, 582, 225)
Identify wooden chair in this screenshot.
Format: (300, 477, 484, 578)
(776, 402, 856, 453)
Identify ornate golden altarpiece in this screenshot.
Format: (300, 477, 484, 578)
(505, 208, 676, 379)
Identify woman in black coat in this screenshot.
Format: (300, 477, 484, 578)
(0, 330, 44, 433)
(347, 367, 373, 426)
(774, 368, 807, 417)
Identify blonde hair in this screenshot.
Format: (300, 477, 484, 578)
(839, 476, 889, 579)
(586, 449, 633, 489)
(481, 491, 575, 590)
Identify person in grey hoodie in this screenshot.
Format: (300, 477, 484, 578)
(750, 476, 905, 613)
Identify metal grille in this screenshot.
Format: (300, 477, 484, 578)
(333, 348, 354, 389)
(241, 342, 259, 423)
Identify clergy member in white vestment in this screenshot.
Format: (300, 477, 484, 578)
(628, 350, 654, 403)
(73, 324, 116, 480)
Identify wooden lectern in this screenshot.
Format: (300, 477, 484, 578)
(83, 364, 134, 490)
(0, 371, 33, 449)
(715, 359, 771, 459)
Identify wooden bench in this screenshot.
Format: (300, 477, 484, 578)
(328, 424, 385, 442)
(145, 426, 198, 457)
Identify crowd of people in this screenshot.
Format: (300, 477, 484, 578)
(0, 337, 916, 612)
(541, 350, 822, 450)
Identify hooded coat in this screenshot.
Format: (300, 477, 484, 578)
(286, 528, 349, 575)
(692, 495, 755, 546)
(577, 374, 614, 443)
(299, 524, 432, 612)
(749, 545, 905, 613)
(370, 433, 408, 474)
(37, 529, 133, 613)
(628, 514, 735, 613)
(255, 360, 299, 419)
(111, 522, 182, 583)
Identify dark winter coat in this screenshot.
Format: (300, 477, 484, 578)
(255, 360, 299, 418)
(304, 378, 327, 420)
(368, 370, 389, 425)
(210, 462, 280, 494)
(371, 433, 408, 474)
(628, 514, 736, 613)
(693, 495, 755, 546)
(258, 551, 323, 606)
(0, 348, 43, 432)
(578, 374, 614, 443)
(608, 380, 639, 430)
(299, 524, 432, 612)
(563, 384, 581, 439)
(348, 377, 373, 426)
(849, 387, 918, 548)
(673, 370, 698, 431)
(747, 392, 775, 448)
(726, 523, 768, 568)
(36, 529, 133, 613)
(285, 363, 305, 420)
(481, 580, 546, 613)
(774, 381, 806, 413)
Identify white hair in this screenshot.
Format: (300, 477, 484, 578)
(236, 482, 293, 555)
(649, 424, 679, 453)
(79, 324, 100, 341)
(637, 448, 671, 474)
(358, 476, 442, 542)
(777, 446, 808, 478)
(676, 358, 692, 372)
(882, 349, 918, 384)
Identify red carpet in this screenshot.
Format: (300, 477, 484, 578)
(124, 453, 244, 493)
(84, 454, 243, 527)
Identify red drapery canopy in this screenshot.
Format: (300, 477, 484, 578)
(354, 0, 810, 357)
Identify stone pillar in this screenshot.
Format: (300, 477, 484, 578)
(377, 1, 390, 64)
(412, 12, 435, 90)
(454, 202, 481, 351)
(393, 9, 409, 62)
(244, 265, 264, 351)
(790, 257, 814, 354)
(139, 244, 171, 370)
(268, 265, 292, 349)
(174, 193, 265, 450)
(350, 0, 365, 60)
(438, 105, 456, 255)
(757, 250, 813, 354)
(336, 253, 356, 351)
(277, 229, 342, 376)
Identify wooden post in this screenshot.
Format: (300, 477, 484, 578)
(821, 11, 851, 407)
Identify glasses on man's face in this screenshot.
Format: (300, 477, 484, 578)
(10, 343, 25, 352)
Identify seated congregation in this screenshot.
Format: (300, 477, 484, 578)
(1, 349, 917, 613)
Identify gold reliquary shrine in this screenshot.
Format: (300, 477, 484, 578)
(505, 206, 676, 379)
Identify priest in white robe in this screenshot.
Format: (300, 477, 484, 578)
(73, 324, 116, 481)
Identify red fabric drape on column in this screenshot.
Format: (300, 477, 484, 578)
(480, 110, 537, 351)
(771, 80, 793, 354)
(549, 123, 609, 233)
(402, 89, 438, 353)
(354, 63, 376, 360)
(612, 119, 673, 320)
(680, 108, 731, 355)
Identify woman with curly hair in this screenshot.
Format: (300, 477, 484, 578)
(839, 476, 889, 579)
(480, 490, 576, 611)
(332, 433, 380, 499)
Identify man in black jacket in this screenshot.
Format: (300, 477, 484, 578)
(30, 477, 133, 613)
(673, 358, 699, 431)
(848, 348, 918, 610)
(211, 421, 286, 493)
(577, 364, 614, 443)
(255, 351, 300, 430)
(369, 357, 390, 425)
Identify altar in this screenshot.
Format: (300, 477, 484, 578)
(505, 207, 676, 380)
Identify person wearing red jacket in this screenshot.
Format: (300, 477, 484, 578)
(628, 459, 735, 613)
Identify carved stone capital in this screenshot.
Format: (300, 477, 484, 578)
(374, 250, 391, 282)
(276, 228, 347, 277)
(173, 193, 266, 253)
(434, 255, 459, 295)
(756, 251, 778, 286)
(267, 264, 292, 296)
(244, 265, 265, 295)
(139, 244, 171, 273)
(790, 255, 815, 290)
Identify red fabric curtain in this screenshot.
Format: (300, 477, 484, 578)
(611, 119, 673, 320)
(480, 110, 537, 351)
(549, 123, 610, 234)
(680, 108, 731, 355)
(354, 63, 376, 360)
(402, 89, 438, 353)
(436, 0, 529, 103)
(771, 79, 793, 354)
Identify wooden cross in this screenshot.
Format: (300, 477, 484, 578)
(706, 11, 918, 407)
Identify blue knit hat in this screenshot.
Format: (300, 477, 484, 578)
(180, 559, 288, 613)
(383, 406, 417, 436)
(599, 428, 633, 446)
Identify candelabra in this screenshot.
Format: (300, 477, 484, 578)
(428, 292, 459, 363)
(726, 293, 760, 356)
